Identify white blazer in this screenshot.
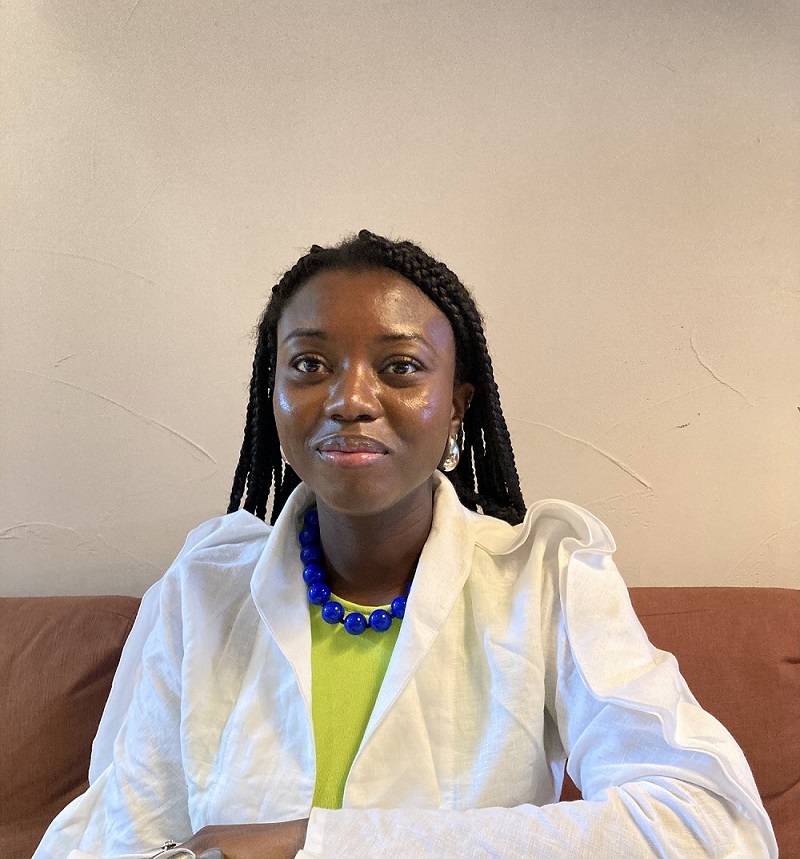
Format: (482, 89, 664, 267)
(35, 473, 777, 858)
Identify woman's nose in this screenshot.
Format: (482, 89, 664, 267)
(324, 365, 381, 422)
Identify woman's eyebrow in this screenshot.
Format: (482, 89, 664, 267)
(376, 332, 433, 349)
(282, 330, 434, 349)
(282, 328, 328, 344)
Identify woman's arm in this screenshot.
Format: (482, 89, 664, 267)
(34, 512, 279, 859)
(290, 547, 776, 859)
(34, 570, 193, 857)
(299, 779, 765, 858)
(179, 820, 308, 859)
(34, 540, 213, 859)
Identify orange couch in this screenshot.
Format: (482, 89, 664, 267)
(2, 588, 798, 859)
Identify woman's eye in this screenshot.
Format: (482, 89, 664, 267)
(386, 358, 422, 375)
(292, 356, 325, 373)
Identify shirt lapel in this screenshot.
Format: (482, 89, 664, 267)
(250, 483, 316, 710)
(361, 473, 475, 743)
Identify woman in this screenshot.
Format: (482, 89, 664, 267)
(35, 231, 776, 858)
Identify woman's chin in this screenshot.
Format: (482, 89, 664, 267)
(303, 474, 436, 521)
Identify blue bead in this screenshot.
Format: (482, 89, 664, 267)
(307, 582, 331, 605)
(343, 612, 367, 635)
(298, 526, 319, 546)
(300, 544, 323, 564)
(368, 609, 392, 632)
(321, 601, 344, 624)
(303, 508, 319, 528)
(390, 595, 407, 619)
(302, 563, 325, 585)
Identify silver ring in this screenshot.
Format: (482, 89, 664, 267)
(154, 844, 197, 859)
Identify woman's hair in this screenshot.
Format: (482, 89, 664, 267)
(227, 229, 526, 525)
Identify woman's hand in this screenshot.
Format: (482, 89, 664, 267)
(179, 819, 309, 859)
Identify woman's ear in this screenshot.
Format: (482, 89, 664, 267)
(451, 382, 474, 432)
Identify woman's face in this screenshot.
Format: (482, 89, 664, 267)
(274, 267, 473, 518)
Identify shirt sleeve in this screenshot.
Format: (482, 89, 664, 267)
(33, 545, 197, 858)
(301, 780, 766, 858)
(297, 545, 778, 859)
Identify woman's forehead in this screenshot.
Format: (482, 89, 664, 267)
(277, 267, 453, 338)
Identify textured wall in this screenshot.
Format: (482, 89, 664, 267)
(2, 0, 798, 595)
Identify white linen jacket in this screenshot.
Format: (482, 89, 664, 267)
(35, 474, 777, 858)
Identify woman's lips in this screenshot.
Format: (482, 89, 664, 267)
(317, 450, 387, 467)
(315, 435, 389, 467)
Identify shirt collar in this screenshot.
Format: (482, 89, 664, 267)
(249, 473, 476, 713)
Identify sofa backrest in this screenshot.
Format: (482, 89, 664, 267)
(561, 587, 800, 859)
(0, 596, 141, 859)
(3, 588, 798, 859)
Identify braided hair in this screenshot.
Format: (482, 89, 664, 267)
(227, 230, 526, 525)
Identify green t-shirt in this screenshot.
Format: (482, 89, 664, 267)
(310, 595, 401, 809)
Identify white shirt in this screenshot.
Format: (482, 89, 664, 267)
(34, 473, 777, 858)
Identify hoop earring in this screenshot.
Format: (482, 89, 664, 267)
(439, 434, 460, 472)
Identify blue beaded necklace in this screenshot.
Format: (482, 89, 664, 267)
(299, 507, 410, 635)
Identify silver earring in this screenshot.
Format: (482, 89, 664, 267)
(440, 435, 460, 472)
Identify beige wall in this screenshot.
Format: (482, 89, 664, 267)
(2, 1, 798, 596)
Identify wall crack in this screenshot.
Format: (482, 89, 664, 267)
(7, 367, 217, 465)
(511, 418, 653, 490)
(689, 326, 751, 405)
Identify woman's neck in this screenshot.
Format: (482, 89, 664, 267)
(314, 485, 434, 606)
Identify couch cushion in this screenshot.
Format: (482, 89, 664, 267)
(0, 595, 140, 859)
(560, 587, 800, 859)
(4, 589, 797, 857)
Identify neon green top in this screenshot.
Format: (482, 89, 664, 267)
(310, 594, 401, 809)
